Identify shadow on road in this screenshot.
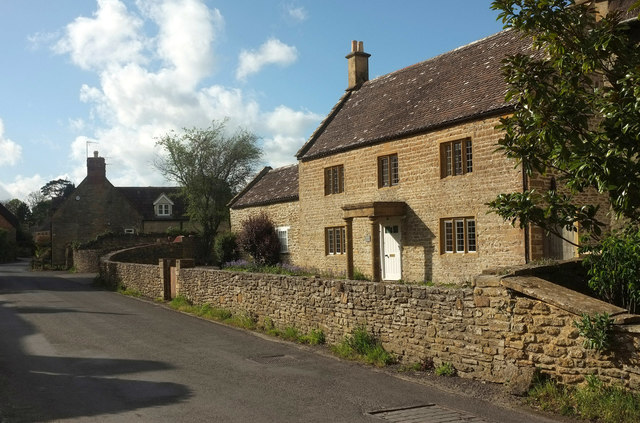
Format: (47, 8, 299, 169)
(0, 264, 192, 422)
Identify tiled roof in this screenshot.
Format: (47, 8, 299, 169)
(229, 165, 299, 209)
(297, 30, 534, 161)
(0, 202, 18, 228)
(116, 187, 188, 220)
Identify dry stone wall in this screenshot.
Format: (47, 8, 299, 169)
(100, 257, 640, 390)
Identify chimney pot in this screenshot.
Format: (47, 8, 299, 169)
(345, 40, 370, 91)
(93, 150, 99, 158)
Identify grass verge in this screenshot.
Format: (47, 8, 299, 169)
(528, 374, 640, 423)
(169, 295, 256, 330)
(262, 317, 326, 345)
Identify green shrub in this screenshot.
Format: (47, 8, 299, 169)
(237, 212, 281, 265)
(301, 328, 326, 345)
(435, 362, 456, 376)
(582, 227, 640, 313)
(573, 312, 614, 352)
(214, 232, 240, 266)
(332, 326, 395, 367)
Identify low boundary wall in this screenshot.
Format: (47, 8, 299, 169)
(100, 256, 640, 391)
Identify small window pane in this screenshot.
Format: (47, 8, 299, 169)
(465, 140, 473, 173)
(390, 155, 399, 185)
(328, 229, 334, 255)
(467, 219, 476, 252)
(380, 157, 389, 187)
(444, 221, 453, 253)
(445, 144, 452, 176)
(454, 142, 463, 175)
(455, 219, 465, 252)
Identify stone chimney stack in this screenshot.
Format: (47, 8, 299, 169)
(87, 150, 106, 183)
(346, 40, 370, 91)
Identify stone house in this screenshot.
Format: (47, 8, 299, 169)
(228, 164, 299, 262)
(0, 202, 18, 261)
(230, 4, 627, 283)
(0, 202, 18, 238)
(50, 152, 193, 266)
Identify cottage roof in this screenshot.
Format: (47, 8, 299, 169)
(0, 202, 18, 228)
(229, 165, 299, 209)
(296, 30, 534, 161)
(116, 187, 188, 220)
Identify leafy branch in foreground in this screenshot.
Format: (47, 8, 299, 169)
(488, 0, 640, 240)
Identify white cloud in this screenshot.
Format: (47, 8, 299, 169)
(53, 0, 147, 71)
(236, 38, 298, 81)
(286, 6, 307, 22)
(0, 120, 22, 166)
(0, 174, 45, 202)
(50, 0, 318, 188)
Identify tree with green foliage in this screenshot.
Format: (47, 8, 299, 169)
(488, 0, 640, 243)
(40, 178, 75, 200)
(2, 199, 31, 226)
(154, 120, 261, 263)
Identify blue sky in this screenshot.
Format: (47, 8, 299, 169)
(0, 0, 504, 202)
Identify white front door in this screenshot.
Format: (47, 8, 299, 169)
(380, 221, 402, 281)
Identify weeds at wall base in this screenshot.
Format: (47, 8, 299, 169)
(331, 326, 395, 367)
(527, 374, 640, 423)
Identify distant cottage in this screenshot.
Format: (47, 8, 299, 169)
(50, 151, 194, 266)
(230, 25, 613, 283)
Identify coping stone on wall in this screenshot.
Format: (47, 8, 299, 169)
(501, 275, 629, 318)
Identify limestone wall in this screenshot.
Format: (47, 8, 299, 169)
(100, 256, 640, 390)
(297, 116, 527, 284)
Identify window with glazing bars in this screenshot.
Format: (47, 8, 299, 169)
(378, 154, 399, 188)
(325, 226, 346, 255)
(441, 217, 477, 253)
(441, 139, 472, 177)
(324, 165, 344, 195)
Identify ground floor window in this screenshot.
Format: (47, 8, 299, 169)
(276, 226, 290, 254)
(325, 226, 346, 255)
(441, 217, 476, 253)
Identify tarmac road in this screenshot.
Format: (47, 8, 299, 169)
(0, 260, 568, 422)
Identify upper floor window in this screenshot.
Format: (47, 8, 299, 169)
(156, 204, 171, 216)
(325, 226, 346, 255)
(276, 226, 290, 254)
(324, 165, 344, 195)
(442, 217, 476, 254)
(153, 193, 174, 217)
(378, 153, 399, 188)
(441, 139, 472, 178)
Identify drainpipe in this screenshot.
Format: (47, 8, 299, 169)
(523, 168, 530, 264)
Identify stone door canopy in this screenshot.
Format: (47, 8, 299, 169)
(341, 201, 406, 219)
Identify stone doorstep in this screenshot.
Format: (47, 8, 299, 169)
(501, 275, 630, 319)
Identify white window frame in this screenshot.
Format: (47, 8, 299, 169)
(276, 226, 290, 254)
(442, 217, 477, 254)
(156, 203, 171, 216)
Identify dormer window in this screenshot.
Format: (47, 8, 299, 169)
(153, 193, 174, 217)
(157, 204, 171, 216)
